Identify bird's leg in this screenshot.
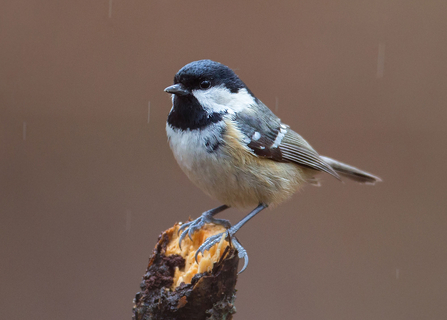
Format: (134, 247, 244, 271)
(178, 204, 230, 248)
(195, 203, 268, 273)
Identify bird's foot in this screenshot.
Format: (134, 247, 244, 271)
(178, 211, 231, 249)
(195, 227, 249, 274)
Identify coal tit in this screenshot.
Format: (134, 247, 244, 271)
(165, 59, 380, 272)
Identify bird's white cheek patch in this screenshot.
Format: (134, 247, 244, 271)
(192, 87, 256, 114)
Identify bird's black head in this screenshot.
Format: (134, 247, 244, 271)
(165, 60, 257, 131)
(165, 60, 248, 96)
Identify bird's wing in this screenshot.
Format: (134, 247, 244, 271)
(233, 105, 340, 180)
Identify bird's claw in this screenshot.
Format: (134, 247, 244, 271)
(194, 229, 249, 274)
(231, 238, 249, 274)
(177, 221, 194, 246)
(177, 220, 193, 236)
(178, 215, 231, 250)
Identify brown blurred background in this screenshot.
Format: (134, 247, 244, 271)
(1, 1, 447, 319)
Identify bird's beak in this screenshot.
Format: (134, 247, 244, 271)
(164, 84, 189, 96)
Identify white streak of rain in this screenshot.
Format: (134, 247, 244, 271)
(23, 122, 27, 141)
(377, 43, 385, 78)
(126, 209, 132, 232)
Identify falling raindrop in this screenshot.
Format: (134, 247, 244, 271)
(377, 43, 385, 78)
(109, 0, 113, 18)
(126, 209, 132, 232)
(23, 122, 27, 141)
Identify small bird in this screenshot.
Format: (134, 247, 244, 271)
(165, 59, 380, 272)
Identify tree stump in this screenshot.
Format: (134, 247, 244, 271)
(133, 223, 239, 320)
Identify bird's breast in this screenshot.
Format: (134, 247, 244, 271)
(166, 122, 225, 171)
(166, 120, 309, 208)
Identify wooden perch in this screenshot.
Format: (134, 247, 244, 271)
(132, 223, 239, 320)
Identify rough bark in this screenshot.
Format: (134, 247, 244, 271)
(132, 225, 239, 320)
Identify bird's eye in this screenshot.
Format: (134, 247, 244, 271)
(200, 80, 211, 89)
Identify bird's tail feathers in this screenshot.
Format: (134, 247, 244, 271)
(320, 156, 381, 185)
